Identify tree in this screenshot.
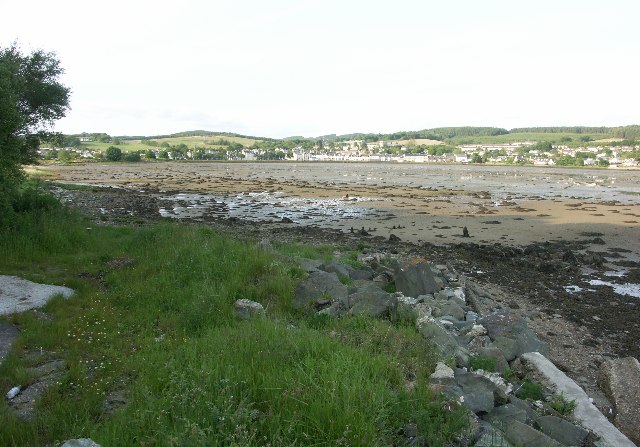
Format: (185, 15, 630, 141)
(105, 146, 122, 161)
(0, 43, 70, 213)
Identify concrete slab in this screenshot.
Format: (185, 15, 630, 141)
(0, 275, 74, 316)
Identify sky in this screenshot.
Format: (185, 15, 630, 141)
(2, 0, 639, 138)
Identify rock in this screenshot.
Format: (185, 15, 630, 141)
(0, 322, 19, 365)
(59, 440, 102, 447)
(430, 361, 455, 386)
(463, 226, 470, 237)
(455, 371, 508, 414)
(348, 284, 397, 318)
(534, 415, 590, 446)
(292, 271, 348, 311)
(0, 275, 74, 316)
(416, 316, 459, 355)
(433, 302, 465, 321)
(477, 347, 509, 374)
(234, 299, 266, 320)
(597, 357, 640, 445)
(504, 420, 562, 447)
(349, 267, 374, 281)
(519, 352, 635, 447)
(389, 233, 401, 242)
(483, 403, 530, 426)
(394, 259, 443, 298)
(6, 386, 20, 400)
(320, 260, 352, 278)
(280, 216, 294, 223)
(465, 324, 488, 338)
(479, 310, 548, 361)
(474, 421, 513, 447)
(9, 359, 66, 420)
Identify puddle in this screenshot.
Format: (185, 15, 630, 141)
(587, 279, 640, 298)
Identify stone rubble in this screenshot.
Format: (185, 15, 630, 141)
(292, 253, 639, 446)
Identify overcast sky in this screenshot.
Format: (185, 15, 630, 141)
(2, 0, 639, 138)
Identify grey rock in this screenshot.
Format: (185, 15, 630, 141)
(320, 260, 352, 278)
(480, 310, 547, 361)
(478, 347, 509, 373)
(394, 259, 442, 298)
(455, 371, 508, 414)
(483, 403, 530, 426)
(597, 357, 640, 445)
(416, 317, 459, 355)
(508, 396, 540, 423)
(297, 258, 323, 273)
(348, 284, 396, 318)
(433, 302, 465, 321)
(474, 421, 513, 447)
(534, 415, 590, 446)
(292, 271, 348, 310)
(504, 420, 562, 447)
(59, 440, 102, 447)
(0, 322, 19, 365)
(430, 361, 455, 385)
(349, 267, 374, 281)
(234, 299, 266, 320)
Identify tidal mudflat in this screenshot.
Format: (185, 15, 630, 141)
(46, 162, 640, 251)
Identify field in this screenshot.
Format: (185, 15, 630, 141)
(447, 132, 615, 145)
(81, 135, 261, 153)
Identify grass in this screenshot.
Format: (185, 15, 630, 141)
(468, 355, 496, 372)
(0, 190, 469, 446)
(80, 135, 259, 154)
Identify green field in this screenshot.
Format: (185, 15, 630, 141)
(80, 135, 260, 154)
(447, 132, 615, 145)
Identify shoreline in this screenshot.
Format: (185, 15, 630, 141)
(37, 162, 640, 412)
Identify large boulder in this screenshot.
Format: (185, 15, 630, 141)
(455, 371, 508, 414)
(394, 259, 443, 298)
(416, 316, 458, 355)
(292, 271, 348, 311)
(597, 357, 640, 445)
(479, 310, 547, 361)
(320, 260, 352, 278)
(347, 283, 397, 318)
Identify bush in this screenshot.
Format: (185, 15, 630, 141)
(105, 146, 122, 161)
(123, 152, 141, 162)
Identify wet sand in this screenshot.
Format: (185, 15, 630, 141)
(41, 162, 640, 261)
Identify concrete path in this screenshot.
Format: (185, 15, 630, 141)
(0, 275, 74, 316)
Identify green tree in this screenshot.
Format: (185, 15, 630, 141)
(123, 151, 141, 162)
(105, 146, 122, 161)
(0, 43, 70, 216)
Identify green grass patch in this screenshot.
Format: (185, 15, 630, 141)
(0, 193, 469, 446)
(515, 380, 544, 401)
(468, 355, 496, 372)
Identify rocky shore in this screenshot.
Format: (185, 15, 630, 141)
(40, 172, 640, 446)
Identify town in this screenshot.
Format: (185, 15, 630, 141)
(40, 134, 640, 168)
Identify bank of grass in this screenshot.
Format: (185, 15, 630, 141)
(0, 191, 469, 446)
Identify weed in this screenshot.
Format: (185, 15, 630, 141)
(549, 393, 577, 415)
(469, 355, 496, 372)
(515, 380, 544, 401)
